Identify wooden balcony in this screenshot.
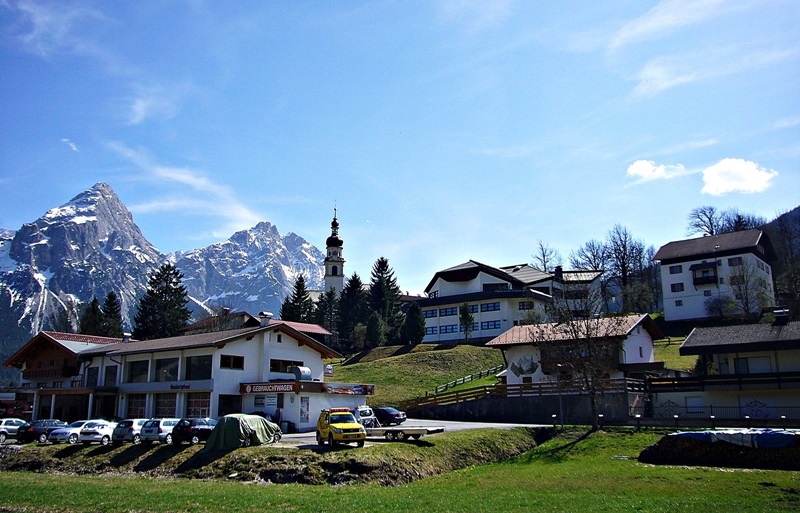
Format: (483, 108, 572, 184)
(647, 371, 800, 392)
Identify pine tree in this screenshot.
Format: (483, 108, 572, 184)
(133, 262, 192, 340)
(365, 311, 387, 348)
(101, 291, 124, 337)
(399, 301, 426, 345)
(79, 297, 104, 335)
(337, 272, 369, 352)
(368, 257, 403, 344)
(459, 302, 474, 344)
(279, 274, 315, 323)
(314, 287, 339, 349)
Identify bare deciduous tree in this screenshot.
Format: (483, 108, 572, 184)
(687, 206, 721, 236)
(532, 239, 563, 273)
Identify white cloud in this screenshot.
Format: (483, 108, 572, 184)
(108, 142, 262, 232)
(60, 138, 79, 152)
(610, 0, 724, 50)
(436, 0, 513, 33)
(626, 159, 687, 181)
(701, 158, 778, 195)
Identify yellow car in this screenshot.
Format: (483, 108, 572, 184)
(316, 408, 366, 447)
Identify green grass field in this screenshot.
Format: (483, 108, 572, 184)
(1, 429, 797, 512)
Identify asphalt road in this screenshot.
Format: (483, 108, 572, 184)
(277, 418, 546, 448)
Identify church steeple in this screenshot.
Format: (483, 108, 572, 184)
(324, 207, 345, 296)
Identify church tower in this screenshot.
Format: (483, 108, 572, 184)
(324, 208, 345, 296)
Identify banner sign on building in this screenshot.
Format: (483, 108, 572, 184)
(240, 383, 296, 394)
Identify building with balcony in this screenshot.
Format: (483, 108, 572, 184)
(653, 229, 776, 322)
(647, 311, 800, 421)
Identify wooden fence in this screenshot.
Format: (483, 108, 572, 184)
(433, 364, 505, 394)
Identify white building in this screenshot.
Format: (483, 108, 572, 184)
(653, 229, 776, 322)
(416, 260, 603, 344)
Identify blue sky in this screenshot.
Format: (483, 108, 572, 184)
(1, 0, 798, 295)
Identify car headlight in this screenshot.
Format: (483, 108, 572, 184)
(359, 426, 366, 433)
(332, 427, 343, 434)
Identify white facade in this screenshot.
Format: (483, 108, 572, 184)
(661, 252, 774, 321)
(420, 270, 549, 344)
(72, 324, 368, 433)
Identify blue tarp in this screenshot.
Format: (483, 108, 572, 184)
(671, 429, 799, 449)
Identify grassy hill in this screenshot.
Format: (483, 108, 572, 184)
(331, 344, 504, 406)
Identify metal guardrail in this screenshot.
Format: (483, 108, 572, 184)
(631, 404, 800, 421)
(433, 364, 505, 394)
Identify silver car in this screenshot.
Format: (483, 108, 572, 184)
(140, 418, 180, 445)
(111, 418, 149, 445)
(49, 420, 94, 444)
(78, 420, 116, 446)
(0, 418, 27, 443)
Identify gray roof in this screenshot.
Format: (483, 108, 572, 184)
(680, 321, 800, 355)
(487, 314, 662, 347)
(653, 229, 765, 262)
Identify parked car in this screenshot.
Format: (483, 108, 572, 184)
(374, 406, 407, 426)
(111, 418, 149, 445)
(316, 407, 366, 447)
(0, 418, 27, 443)
(171, 417, 218, 445)
(17, 419, 68, 443)
(78, 420, 116, 445)
(351, 405, 379, 427)
(140, 418, 181, 445)
(48, 420, 94, 444)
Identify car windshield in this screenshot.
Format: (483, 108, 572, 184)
(68, 421, 86, 428)
(360, 408, 374, 417)
(331, 413, 356, 424)
(117, 421, 132, 428)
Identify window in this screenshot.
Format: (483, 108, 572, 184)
(670, 283, 684, 293)
(518, 301, 535, 310)
(85, 367, 99, 387)
(439, 307, 458, 316)
(186, 392, 210, 417)
(704, 290, 712, 297)
(126, 394, 146, 418)
(675, 300, 683, 307)
(440, 325, 458, 334)
(154, 358, 179, 382)
(127, 361, 149, 383)
(468, 304, 479, 313)
(220, 355, 244, 370)
(460, 323, 479, 332)
(728, 257, 743, 266)
(154, 393, 177, 418)
(185, 355, 212, 380)
(425, 327, 438, 335)
(639, 347, 643, 358)
(480, 320, 502, 330)
(481, 302, 500, 312)
(483, 283, 509, 292)
(428, 290, 439, 299)
(269, 359, 303, 373)
(218, 395, 243, 417)
(422, 309, 438, 318)
(669, 265, 682, 274)
(103, 365, 118, 387)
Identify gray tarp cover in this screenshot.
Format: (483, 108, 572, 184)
(200, 414, 280, 452)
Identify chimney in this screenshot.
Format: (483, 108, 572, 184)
(122, 333, 131, 343)
(221, 307, 231, 316)
(259, 311, 274, 327)
(554, 265, 563, 281)
(773, 309, 790, 327)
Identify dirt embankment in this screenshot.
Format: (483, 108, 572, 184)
(0, 427, 549, 486)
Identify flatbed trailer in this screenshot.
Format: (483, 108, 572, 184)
(365, 425, 445, 441)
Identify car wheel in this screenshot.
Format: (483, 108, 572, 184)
(272, 432, 281, 444)
(328, 433, 336, 447)
(132, 434, 141, 445)
(101, 436, 110, 446)
(164, 434, 173, 445)
(68, 434, 78, 444)
(38, 433, 48, 444)
(316, 431, 324, 446)
(0, 433, 7, 443)
(190, 435, 200, 445)
(357, 440, 365, 448)
(242, 436, 252, 447)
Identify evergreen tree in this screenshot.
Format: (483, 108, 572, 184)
(337, 272, 369, 352)
(368, 257, 403, 344)
(79, 297, 104, 335)
(459, 302, 474, 344)
(101, 291, 124, 337)
(133, 262, 191, 340)
(365, 311, 387, 348)
(279, 274, 315, 323)
(314, 287, 339, 349)
(399, 301, 426, 345)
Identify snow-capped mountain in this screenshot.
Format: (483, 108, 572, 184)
(0, 183, 324, 376)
